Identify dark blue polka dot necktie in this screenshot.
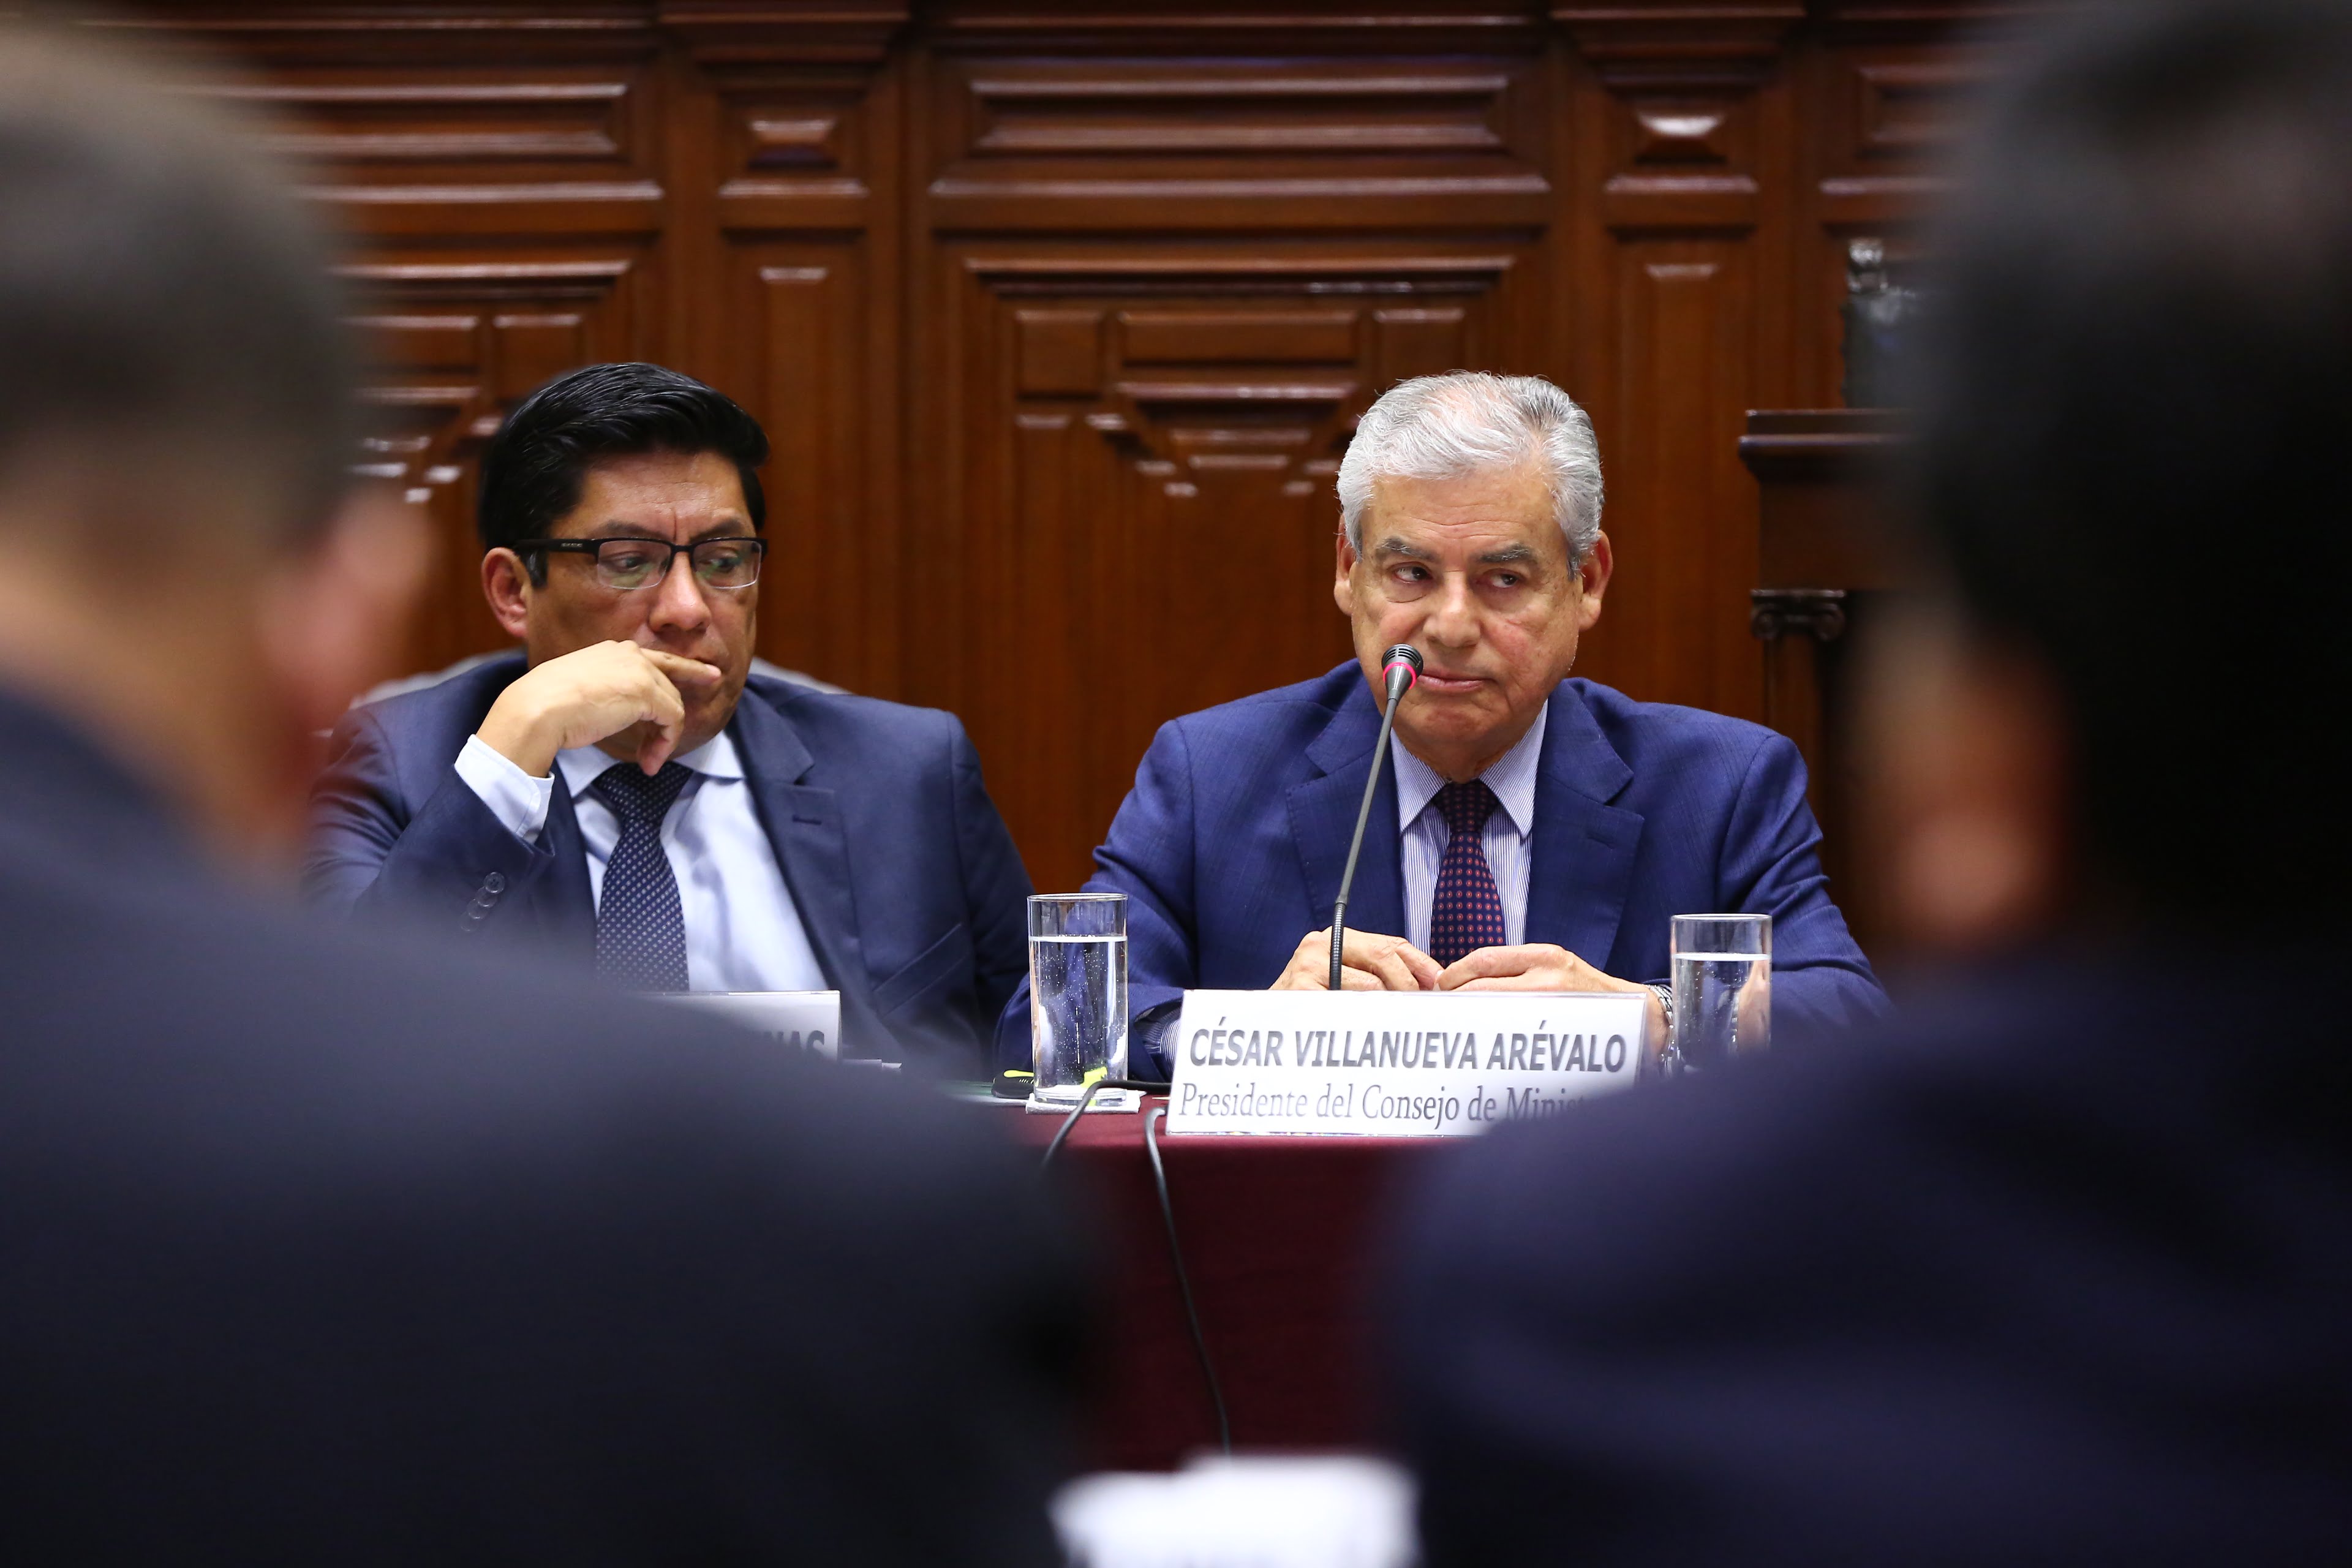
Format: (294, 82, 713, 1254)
(1428, 779, 1506, 967)
(592, 761, 692, 992)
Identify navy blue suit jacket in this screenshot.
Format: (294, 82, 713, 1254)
(997, 663, 1882, 1071)
(0, 685, 1080, 1562)
(1386, 954, 2352, 1564)
(308, 656, 1031, 1072)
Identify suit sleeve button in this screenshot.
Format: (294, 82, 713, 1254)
(483, 872, 507, 894)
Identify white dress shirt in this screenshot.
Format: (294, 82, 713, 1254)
(454, 729, 826, 993)
(1392, 706, 1547, 954)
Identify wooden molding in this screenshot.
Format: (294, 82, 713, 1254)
(1738, 407, 1908, 478)
(1553, 1, 1805, 86)
(1554, 0, 2040, 85)
(1804, 0, 2045, 30)
(927, 6, 1546, 49)
(339, 255, 638, 504)
(1749, 587, 1849, 643)
(924, 50, 1550, 231)
(656, 1, 910, 66)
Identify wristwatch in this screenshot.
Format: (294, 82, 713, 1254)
(1645, 981, 1676, 1044)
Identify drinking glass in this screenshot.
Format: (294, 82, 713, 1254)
(1030, 893, 1128, 1102)
(1668, 914, 1771, 1071)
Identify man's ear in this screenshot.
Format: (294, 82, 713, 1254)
(1863, 608, 2071, 954)
(1333, 529, 1359, 616)
(257, 491, 432, 736)
(481, 546, 534, 641)
(1575, 530, 1613, 631)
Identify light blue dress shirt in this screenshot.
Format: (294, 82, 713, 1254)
(1390, 706, 1547, 954)
(454, 728, 826, 993)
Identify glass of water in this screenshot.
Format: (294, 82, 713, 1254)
(1668, 913, 1771, 1072)
(1030, 892, 1128, 1102)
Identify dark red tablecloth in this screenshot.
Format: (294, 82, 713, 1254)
(1005, 1096, 1446, 1471)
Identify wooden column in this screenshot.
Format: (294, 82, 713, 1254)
(1742, 406, 1905, 948)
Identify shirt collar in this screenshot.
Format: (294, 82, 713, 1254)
(1392, 703, 1547, 840)
(556, 725, 743, 799)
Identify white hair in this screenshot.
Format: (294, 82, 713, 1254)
(1336, 372, 1604, 562)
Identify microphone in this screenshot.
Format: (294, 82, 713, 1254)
(1330, 645, 1422, 989)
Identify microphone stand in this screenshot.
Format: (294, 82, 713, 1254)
(1330, 649, 1419, 990)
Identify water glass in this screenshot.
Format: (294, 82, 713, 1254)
(1030, 893, 1128, 1102)
(1668, 914, 1771, 1072)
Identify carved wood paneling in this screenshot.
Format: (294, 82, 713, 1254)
(338, 252, 648, 671)
(97, 0, 2030, 921)
(1554, 4, 1798, 715)
(1793, 10, 2015, 401)
(694, 38, 908, 697)
(1603, 245, 1762, 705)
(727, 248, 897, 692)
(922, 50, 1552, 228)
(918, 244, 1531, 890)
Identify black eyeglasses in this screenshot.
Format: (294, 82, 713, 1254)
(517, 536, 766, 592)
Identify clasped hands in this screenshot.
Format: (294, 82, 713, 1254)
(1273, 927, 1666, 1044)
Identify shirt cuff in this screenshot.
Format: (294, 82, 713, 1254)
(454, 733, 554, 845)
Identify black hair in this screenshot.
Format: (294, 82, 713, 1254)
(1917, 0, 2352, 920)
(0, 31, 353, 538)
(476, 363, 770, 580)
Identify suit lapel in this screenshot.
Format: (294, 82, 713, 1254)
(1287, 685, 1407, 941)
(1525, 682, 1645, 970)
(540, 781, 597, 954)
(728, 692, 876, 1020)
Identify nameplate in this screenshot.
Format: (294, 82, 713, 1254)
(661, 991, 842, 1060)
(1164, 989, 1648, 1137)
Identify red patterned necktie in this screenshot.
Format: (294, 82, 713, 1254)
(1428, 779, 1506, 967)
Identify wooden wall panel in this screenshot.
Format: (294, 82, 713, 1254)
(341, 252, 654, 673)
(1550, 9, 1801, 719)
(918, 43, 1553, 230)
(918, 243, 1535, 888)
(100, 0, 2029, 907)
(733, 249, 884, 684)
(1793, 12, 2009, 402)
(1602, 244, 1760, 708)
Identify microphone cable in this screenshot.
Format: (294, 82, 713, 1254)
(1038, 1076, 1159, 1170)
(1037, 1077, 1232, 1455)
(1145, 1104, 1229, 1456)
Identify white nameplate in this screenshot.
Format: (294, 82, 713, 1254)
(1164, 989, 1648, 1137)
(661, 990, 841, 1060)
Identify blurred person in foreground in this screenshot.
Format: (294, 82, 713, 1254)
(307, 361, 1031, 1072)
(1385, 2, 2352, 1562)
(998, 371, 1885, 1076)
(0, 27, 1076, 1562)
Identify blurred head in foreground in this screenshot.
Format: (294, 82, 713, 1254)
(0, 27, 1080, 1562)
(1386, 5, 2352, 1564)
(0, 24, 423, 852)
(1883, 0, 2352, 949)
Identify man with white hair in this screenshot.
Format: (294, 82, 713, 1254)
(997, 371, 1882, 1073)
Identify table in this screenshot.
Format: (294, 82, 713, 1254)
(1005, 1096, 1444, 1471)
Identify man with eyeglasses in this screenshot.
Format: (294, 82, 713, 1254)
(308, 363, 1032, 1071)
